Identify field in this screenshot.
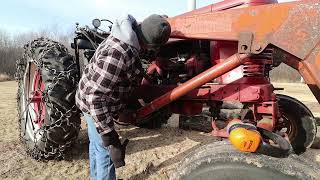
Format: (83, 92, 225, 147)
(0, 81, 319, 179)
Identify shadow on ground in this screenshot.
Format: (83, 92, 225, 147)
(64, 128, 89, 161)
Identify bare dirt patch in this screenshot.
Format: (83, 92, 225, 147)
(0, 81, 319, 179)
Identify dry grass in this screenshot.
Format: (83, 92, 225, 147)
(0, 81, 318, 179)
(0, 73, 12, 82)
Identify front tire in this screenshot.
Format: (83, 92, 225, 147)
(16, 38, 81, 159)
(276, 94, 317, 154)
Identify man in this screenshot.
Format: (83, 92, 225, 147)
(76, 14, 171, 180)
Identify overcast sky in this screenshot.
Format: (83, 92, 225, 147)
(2, 0, 294, 35)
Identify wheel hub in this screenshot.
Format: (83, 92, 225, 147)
(275, 112, 298, 142)
(29, 70, 45, 127)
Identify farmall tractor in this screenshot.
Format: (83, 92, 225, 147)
(16, 0, 320, 179)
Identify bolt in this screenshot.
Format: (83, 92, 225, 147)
(255, 45, 262, 52)
(241, 45, 248, 51)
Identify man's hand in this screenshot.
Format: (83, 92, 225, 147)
(110, 139, 129, 168)
(101, 130, 120, 147)
(101, 130, 129, 168)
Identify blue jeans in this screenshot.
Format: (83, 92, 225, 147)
(83, 113, 116, 180)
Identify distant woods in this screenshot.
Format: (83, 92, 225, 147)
(0, 28, 301, 82)
(0, 28, 73, 79)
(0, 30, 23, 78)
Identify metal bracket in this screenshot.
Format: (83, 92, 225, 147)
(238, 32, 253, 54)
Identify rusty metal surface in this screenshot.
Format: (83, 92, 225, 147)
(298, 43, 320, 103)
(270, 2, 320, 59)
(282, 43, 320, 103)
(136, 53, 250, 119)
(168, 1, 320, 59)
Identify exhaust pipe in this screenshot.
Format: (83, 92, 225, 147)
(187, 0, 196, 11)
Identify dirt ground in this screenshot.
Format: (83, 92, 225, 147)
(0, 81, 319, 180)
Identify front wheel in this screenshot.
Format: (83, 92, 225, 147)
(16, 38, 81, 159)
(275, 94, 317, 154)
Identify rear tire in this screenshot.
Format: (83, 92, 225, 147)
(16, 38, 81, 159)
(170, 141, 319, 180)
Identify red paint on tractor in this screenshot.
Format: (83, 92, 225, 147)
(129, 0, 320, 142)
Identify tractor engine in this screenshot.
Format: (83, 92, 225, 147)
(141, 40, 211, 85)
(140, 39, 282, 132)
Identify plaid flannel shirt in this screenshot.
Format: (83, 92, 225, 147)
(76, 36, 143, 135)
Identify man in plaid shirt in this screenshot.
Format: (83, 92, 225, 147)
(76, 14, 171, 180)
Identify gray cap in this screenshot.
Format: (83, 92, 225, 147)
(137, 14, 171, 47)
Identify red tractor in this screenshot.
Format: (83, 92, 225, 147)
(16, 0, 319, 179)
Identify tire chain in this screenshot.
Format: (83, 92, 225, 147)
(15, 38, 81, 160)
